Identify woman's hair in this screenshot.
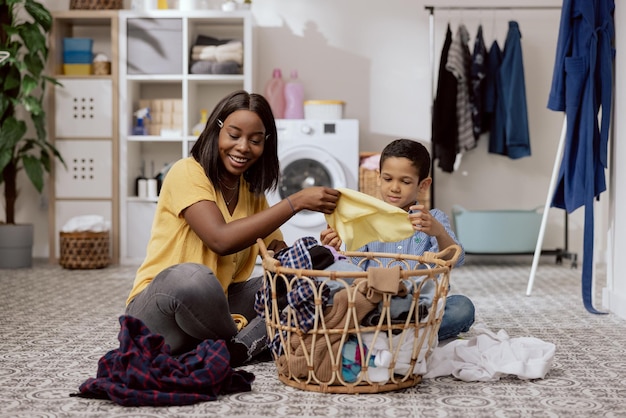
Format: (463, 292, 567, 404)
(190, 90, 279, 194)
(380, 138, 431, 182)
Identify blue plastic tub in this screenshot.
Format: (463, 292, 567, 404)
(451, 205, 542, 254)
(63, 37, 93, 51)
(63, 50, 93, 64)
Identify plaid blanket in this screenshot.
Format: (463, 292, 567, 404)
(72, 315, 254, 406)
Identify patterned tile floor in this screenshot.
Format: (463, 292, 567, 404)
(1, 256, 625, 417)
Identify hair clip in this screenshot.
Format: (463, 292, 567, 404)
(217, 119, 224, 128)
(265, 134, 271, 140)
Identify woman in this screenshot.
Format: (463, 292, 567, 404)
(125, 90, 340, 366)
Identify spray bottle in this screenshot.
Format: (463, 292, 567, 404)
(192, 109, 208, 137)
(133, 107, 151, 136)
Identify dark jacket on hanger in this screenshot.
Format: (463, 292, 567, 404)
(547, 0, 614, 314)
(432, 24, 458, 173)
(471, 25, 488, 139)
(485, 40, 503, 155)
(498, 21, 531, 159)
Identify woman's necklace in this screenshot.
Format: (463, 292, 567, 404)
(219, 177, 238, 191)
(223, 187, 238, 206)
(220, 178, 239, 206)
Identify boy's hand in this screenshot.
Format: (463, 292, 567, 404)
(408, 204, 445, 237)
(320, 224, 342, 251)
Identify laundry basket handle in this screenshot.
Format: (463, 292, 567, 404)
(257, 238, 279, 271)
(422, 244, 462, 267)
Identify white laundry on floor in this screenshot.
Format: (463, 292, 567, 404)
(424, 322, 555, 382)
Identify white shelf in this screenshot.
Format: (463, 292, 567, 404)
(48, 10, 120, 264)
(118, 10, 253, 264)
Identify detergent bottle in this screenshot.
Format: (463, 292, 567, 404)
(133, 107, 151, 135)
(264, 68, 285, 119)
(284, 69, 304, 119)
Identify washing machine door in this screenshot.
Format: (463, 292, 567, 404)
(267, 146, 347, 229)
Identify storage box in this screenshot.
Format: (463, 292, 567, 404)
(64, 51, 93, 64)
(452, 205, 542, 254)
(127, 18, 183, 75)
(63, 37, 93, 52)
(60, 231, 110, 269)
(63, 38, 93, 64)
(304, 100, 345, 120)
(63, 64, 92, 75)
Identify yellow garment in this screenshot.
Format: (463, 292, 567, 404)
(126, 157, 283, 306)
(324, 188, 414, 251)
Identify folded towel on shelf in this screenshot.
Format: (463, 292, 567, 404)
(190, 60, 241, 75)
(191, 41, 243, 63)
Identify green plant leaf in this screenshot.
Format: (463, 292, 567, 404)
(22, 154, 44, 192)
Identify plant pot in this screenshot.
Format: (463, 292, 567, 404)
(0, 224, 34, 269)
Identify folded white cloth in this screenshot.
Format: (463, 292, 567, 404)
(424, 323, 556, 381)
(191, 45, 217, 61)
(61, 215, 110, 233)
(191, 42, 243, 64)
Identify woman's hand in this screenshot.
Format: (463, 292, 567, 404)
(289, 187, 340, 214)
(320, 224, 342, 251)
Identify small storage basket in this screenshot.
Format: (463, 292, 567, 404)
(69, 0, 123, 9)
(359, 165, 382, 200)
(257, 239, 460, 394)
(60, 231, 110, 269)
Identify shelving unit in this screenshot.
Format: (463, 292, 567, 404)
(48, 10, 119, 264)
(118, 10, 253, 264)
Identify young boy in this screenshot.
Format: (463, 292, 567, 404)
(320, 138, 475, 341)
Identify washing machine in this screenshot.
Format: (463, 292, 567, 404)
(266, 119, 360, 246)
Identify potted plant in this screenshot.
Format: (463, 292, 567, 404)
(0, 0, 64, 268)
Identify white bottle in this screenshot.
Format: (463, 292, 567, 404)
(283, 70, 304, 119)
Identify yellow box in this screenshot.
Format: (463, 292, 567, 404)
(63, 64, 92, 75)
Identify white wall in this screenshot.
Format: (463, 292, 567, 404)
(22, 0, 606, 275)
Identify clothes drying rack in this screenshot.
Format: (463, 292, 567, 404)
(424, 4, 578, 275)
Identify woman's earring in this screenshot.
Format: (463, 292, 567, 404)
(217, 119, 224, 128)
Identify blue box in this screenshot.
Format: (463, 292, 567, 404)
(63, 37, 93, 52)
(63, 50, 93, 64)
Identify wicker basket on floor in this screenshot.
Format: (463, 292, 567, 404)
(59, 231, 110, 269)
(257, 238, 460, 394)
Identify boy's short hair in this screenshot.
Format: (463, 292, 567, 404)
(380, 139, 431, 181)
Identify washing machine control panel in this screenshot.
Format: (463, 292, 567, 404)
(276, 119, 356, 142)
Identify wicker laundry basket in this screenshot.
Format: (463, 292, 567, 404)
(59, 231, 110, 269)
(257, 238, 460, 394)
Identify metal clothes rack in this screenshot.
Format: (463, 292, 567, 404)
(424, 4, 577, 275)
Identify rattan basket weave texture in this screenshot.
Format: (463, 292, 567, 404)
(258, 238, 460, 394)
(70, 0, 123, 9)
(59, 231, 110, 269)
